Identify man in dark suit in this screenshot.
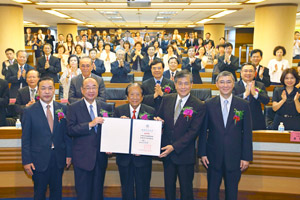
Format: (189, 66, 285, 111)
(203, 32, 215, 47)
(45, 29, 55, 54)
(142, 59, 176, 111)
(156, 70, 206, 200)
(55, 34, 64, 53)
(233, 63, 269, 130)
(69, 57, 106, 104)
(24, 28, 33, 46)
(67, 77, 112, 200)
(114, 83, 155, 200)
(141, 45, 160, 81)
(89, 49, 106, 77)
(37, 43, 61, 83)
(161, 34, 170, 54)
(163, 57, 179, 81)
(185, 32, 198, 48)
(15, 70, 39, 117)
(0, 78, 9, 126)
(198, 71, 253, 200)
(111, 49, 131, 83)
(22, 77, 72, 200)
(250, 49, 271, 87)
(182, 46, 202, 84)
(2, 48, 17, 78)
(6, 50, 34, 98)
(131, 42, 146, 71)
(216, 42, 239, 81)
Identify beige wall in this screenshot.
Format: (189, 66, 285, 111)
(203, 23, 225, 45)
(0, 4, 25, 79)
(57, 23, 78, 40)
(253, 4, 298, 67)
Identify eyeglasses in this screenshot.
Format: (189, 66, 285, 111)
(83, 87, 97, 91)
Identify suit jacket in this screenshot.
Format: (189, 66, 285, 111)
(182, 57, 202, 84)
(163, 70, 178, 80)
(233, 80, 269, 130)
(0, 79, 9, 126)
(110, 60, 131, 83)
(198, 96, 253, 171)
(161, 40, 170, 54)
(114, 103, 155, 167)
(45, 35, 55, 52)
(68, 73, 106, 104)
(255, 65, 271, 87)
(203, 39, 215, 47)
(92, 58, 106, 77)
(2, 59, 17, 77)
(157, 93, 206, 165)
(5, 63, 34, 98)
(141, 56, 160, 81)
(185, 39, 198, 48)
(67, 99, 111, 171)
(131, 51, 146, 71)
(21, 101, 72, 172)
(37, 55, 61, 83)
(15, 86, 31, 116)
(217, 55, 239, 81)
(142, 77, 176, 111)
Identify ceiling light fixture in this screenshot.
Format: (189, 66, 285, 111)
(234, 25, 245, 27)
(151, 3, 189, 6)
(245, 0, 265, 3)
(43, 10, 70, 18)
(54, 9, 94, 11)
(183, 9, 226, 11)
(190, 3, 241, 6)
(37, 3, 86, 6)
(297, 12, 300, 16)
(23, 21, 32, 24)
(209, 10, 237, 18)
(196, 18, 213, 24)
(139, 9, 182, 12)
(158, 11, 177, 15)
(68, 19, 85, 24)
(86, 24, 95, 27)
(87, 3, 127, 6)
(187, 25, 196, 27)
(12, 0, 32, 3)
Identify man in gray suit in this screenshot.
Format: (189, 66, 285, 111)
(68, 57, 106, 104)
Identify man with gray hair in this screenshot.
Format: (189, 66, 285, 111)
(110, 49, 131, 83)
(198, 71, 253, 200)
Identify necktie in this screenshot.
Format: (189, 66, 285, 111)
(223, 100, 229, 127)
(174, 99, 182, 124)
(83, 43, 86, 53)
(30, 88, 35, 100)
(156, 80, 161, 85)
(46, 56, 49, 62)
(171, 72, 174, 78)
(150, 57, 153, 63)
(132, 110, 136, 119)
(89, 105, 97, 132)
(46, 105, 53, 133)
(9, 60, 13, 65)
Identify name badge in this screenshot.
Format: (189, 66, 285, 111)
(290, 131, 300, 142)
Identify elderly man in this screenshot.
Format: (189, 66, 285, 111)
(110, 49, 131, 83)
(5, 50, 34, 98)
(68, 56, 106, 104)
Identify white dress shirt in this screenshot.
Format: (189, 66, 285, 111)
(84, 99, 98, 130)
(28, 86, 38, 100)
(220, 94, 233, 114)
(129, 104, 141, 119)
(174, 93, 190, 111)
(267, 58, 290, 83)
(40, 99, 54, 120)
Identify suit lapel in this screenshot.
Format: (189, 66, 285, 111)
(81, 99, 92, 121)
(238, 80, 245, 93)
(215, 96, 226, 129)
(37, 101, 52, 134)
(226, 96, 236, 130)
(52, 101, 59, 134)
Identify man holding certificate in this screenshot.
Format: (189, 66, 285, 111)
(156, 70, 206, 200)
(114, 83, 155, 200)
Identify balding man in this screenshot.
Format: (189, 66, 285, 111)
(68, 56, 106, 104)
(110, 49, 131, 83)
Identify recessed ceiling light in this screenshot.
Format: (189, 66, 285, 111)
(158, 11, 177, 15)
(54, 9, 94, 11)
(245, 0, 265, 3)
(183, 9, 226, 11)
(139, 9, 182, 12)
(43, 10, 70, 18)
(87, 3, 127, 6)
(37, 3, 86, 6)
(190, 3, 241, 6)
(151, 3, 189, 6)
(23, 21, 32, 24)
(68, 19, 85, 24)
(196, 19, 213, 24)
(209, 10, 237, 18)
(234, 25, 245, 27)
(86, 24, 95, 27)
(12, 0, 32, 3)
(187, 25, 196, 27)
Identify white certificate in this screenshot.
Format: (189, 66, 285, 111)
(131, 119, 162, 156)
(100, 118, 131, 154)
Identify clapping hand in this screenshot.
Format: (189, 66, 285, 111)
(294, 92, 300, 102)
(281, 90, 287, 102)
(250, 81, 257, 96)
(274, 64, 278, 72)
(17, 68, 22, 79)
(259, 66, 264, 78)
(45, 61, 50, 69)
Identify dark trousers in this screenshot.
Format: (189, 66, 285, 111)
(207, 161, 241, 200)
(32, 150, 64, 200)
(118, 161, 152, 200)
(74, 152, 107, 200)
(163, 159, 195, 200)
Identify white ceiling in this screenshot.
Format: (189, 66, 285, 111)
(4, 0, 300, 28)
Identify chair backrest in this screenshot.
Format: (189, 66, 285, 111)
(264, 105, 276, 130)
(190, 88, 212, 101)
(105, 88, 127, 100)
(105, 102, 115, 117)
(128, 73, 134, 83)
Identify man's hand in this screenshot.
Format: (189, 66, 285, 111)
(155, 84, 163, 97)
(120, 116, 129, 119)
(24, 163, 35, 176)
(45, 61, 50, 69)
(159, 145, 174, 158)
(154, 116, 164, 124)
(89, 117, 104, 128)
(26, 99, 35, 107)
(250, 81, 257, 96)
(22, 69, 26, 78)
(201, 156, 209, 168)
(240, 160, 249, 172)
(66, 157, 72, 168)
(17, 68, 22, 79)
(259, 66, 264, 79)
(244, 83, 251, 99)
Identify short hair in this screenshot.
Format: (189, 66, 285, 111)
(241, 62, 256, 71)
(89, 48, 97, 54)
(75, 44, 83, 51)
(134, 41, 142, 47)
(104, 43, 111, 48)
(57, 45, 66, 53)
(216, 71, 235, 82)
(168, 57, 179, 64)
(273, 46, 286, 56)
(224, 42, 233, 49)
(82, 77, 99, 88)
(124, 41, 131, 48)
(147, 45, 155, 51)
(16, 50, 27, 57)
(5, 48, 14, 53)
(125, 83, 144, 96)
(153, 41, 160, 47)
(38, 76, 54, 87)
(68, 54, 79, 66)
(188, 46, 195, 51)
(280, 68, 300, 86)
(219, 37, 225, 41)
(295, 31, 299, 34)
(250, 49, 263, 57)
(82, 34, 88, 38)
(166, 45, 175, 52)
(205, 32, 211, 36)
(44, 43, 52, 49)
(174, 69, 193, 83)
(58, 34, 64, 37)
(116, 49, 125, 55)
(198, 46, 206, 54)
(217, 44, 225, 49)
(26, 69, 40, 78)
(80, 56, 92, 65)
(150, 59, 164, 69)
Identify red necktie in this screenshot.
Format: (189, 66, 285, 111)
(46, 56, 49, 62)
(132, 110, 136, 119)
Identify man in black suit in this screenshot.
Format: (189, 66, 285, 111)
(142, 59, 175, 111)
(216, 42, 239, 81)
(0, 78, 9, 126)
(114, 83, 155, 200)
(67, 77, 112, 200)
(198, 71, 253, 200)
(37, 43, 61, 83)
(141, 45, 160, 81)
(182, 46, 202, 84)
(6, 50, 34, 98)
(22, 77, 72, 200)
(111, 49, 131, 83)
(233, 63, 269, 130)
(24, 28, 33, 46)
(69, 57, 106, 104)
(156, 70, 206, 200)
(250, 49, 271, 87)
(55, 34, 64, 53)
(15, 70, 39, 117)
(45, 29, 55, 54)
(185, 32, 198, 48)
(2, 48, 17, 78)
(161, 34, 170, 54)
(203, 32, 215, 47)
(89, 49, 106, 77)
(163, 57, 179, 81)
